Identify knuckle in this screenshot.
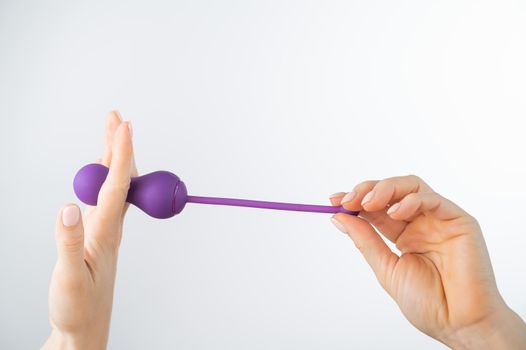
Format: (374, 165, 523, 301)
(352, 237, 370, 255)
(59, 235, 83, 253)
(354, 180, 376, 192)
(406, 174, 422, 183)
(374, 178, 397, 196)
(465, 213, 480, 228)
(354, 240, 365, 253)
(375, 178, 392, 189)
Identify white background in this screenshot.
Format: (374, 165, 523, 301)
(1, 0, 525, 349)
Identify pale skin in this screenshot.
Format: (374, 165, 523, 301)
(330, 179, 526, 349)
(43, 112, 525, 349)
(42, 111, 137, 350)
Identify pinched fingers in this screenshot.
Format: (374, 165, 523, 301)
(331, 188, 407, 243)
(337, 180, 377, 212)
(357, 175, 433, 212)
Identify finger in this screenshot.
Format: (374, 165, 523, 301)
(97, 121, 133, 223)
(386, 192, 466, 221)
(329, 192, 346, 206)
(102, 110, 122, 167)
(359, 175, 433, 212)
(55, 204, 85, 269)
(331, 190, 407, 242)
(359, 210, 407, 242)
(331, 213, 399, 295)
(130, 153, 138, 177)
(340, 180, 378, 212)
(124, 129, 138, 216)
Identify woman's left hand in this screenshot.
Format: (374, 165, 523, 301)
(42, 111, 136, 350)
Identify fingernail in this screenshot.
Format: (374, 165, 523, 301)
(361, 191, 375, 206)
(62, 205, 80, 227)
(331, 216, 347, 234)
(127, 121, 133, 138)
(387, 202, 401, 215)
(340, 191, 356, 204)
(329, 192, 345, 199)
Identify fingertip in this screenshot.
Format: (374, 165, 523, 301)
(61, 204, 81, 228)
(342, 181, 377, 212)
(330, 214, 348, 234)
(341, 202, 360, 212)
(334, 212, 376, 234)
(105, 111, 122, 139)
(329, 192, 345, 206)
(55, 204, 85, 266)
(56, 204, 83, 241)
(112, 121, 133, 153)
(360, 190, 376, 209)
(329, 192, 345, 199)
(386, 202, 401, 217)
(102, 111, 123, 166)
(127, 120, 133, 138)
(108, 109, 122, 122)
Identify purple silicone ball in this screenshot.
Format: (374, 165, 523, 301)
(73, 163, 187, 219)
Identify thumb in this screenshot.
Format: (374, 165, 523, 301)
(331, 213, 399, 294)
(55, 204, 85, 268)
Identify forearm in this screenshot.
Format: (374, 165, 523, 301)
(445, 306, 526, 350)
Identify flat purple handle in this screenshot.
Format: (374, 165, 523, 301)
(73, 163, 358, 219)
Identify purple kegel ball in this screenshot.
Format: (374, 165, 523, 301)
(73, 163, 187, 219)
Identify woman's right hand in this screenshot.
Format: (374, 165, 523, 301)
(330, 175, 526, 349)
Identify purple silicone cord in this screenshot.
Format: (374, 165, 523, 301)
(187, 196, 358, 215)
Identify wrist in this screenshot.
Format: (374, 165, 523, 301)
(42, 328, 108, 350)
(445, 305, 526, 350)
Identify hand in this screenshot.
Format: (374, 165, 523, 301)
(42, 111, 137, 350)
(330, 176, 526, 349)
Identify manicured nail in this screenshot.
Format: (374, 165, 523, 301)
(340, 191, 356, 204)
(331, 216, 347, 234)
(361, 191, 375, 206)
(329, 192, 345, 199)
(62, 205, 80, 227)
(387, 202, 401, 215)
(127, 121, 133, 138)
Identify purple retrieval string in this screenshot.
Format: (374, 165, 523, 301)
(187, 196, 359, 215)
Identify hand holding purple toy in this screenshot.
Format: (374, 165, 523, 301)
(43, 111, 526, 350)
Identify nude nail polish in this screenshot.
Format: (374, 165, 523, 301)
(341, 191, 356, 204)
(361, 191, 375, 206)
(387, 202, 401, 215)
(62, 205, 80, 227)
